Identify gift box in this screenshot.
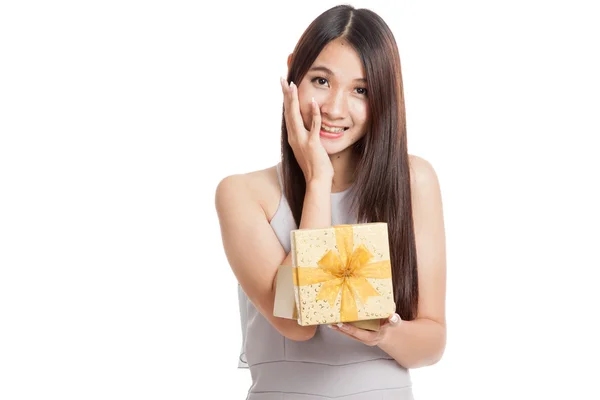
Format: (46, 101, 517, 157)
(274, 223, 395, 331)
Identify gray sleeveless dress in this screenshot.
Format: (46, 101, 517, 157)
(237, 162, 414, 400)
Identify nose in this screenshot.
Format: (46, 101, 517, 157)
(319, 89, 348, 120)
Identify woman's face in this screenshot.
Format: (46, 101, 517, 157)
(297, 38, 369, 156)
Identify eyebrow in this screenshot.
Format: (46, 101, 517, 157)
(308, 65, 367, 83)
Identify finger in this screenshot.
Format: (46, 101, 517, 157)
(388, 313, 402, 326)
(288, 82, 306, 135)
(331, 323, 379, 344)
(280, 76, 286, 95)
(309, 97, 322, 139)
(280, 77, 293, 138)
(330, 325, 379, 346)
(280, 77, 290, 109)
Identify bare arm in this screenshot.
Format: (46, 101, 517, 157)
(327, 155, 447, 367)
(216, 78, 333, 341)
(377, 155, 447, 367)
(216, 175, 332, 341)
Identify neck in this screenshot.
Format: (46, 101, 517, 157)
(329, 148, 357, 193)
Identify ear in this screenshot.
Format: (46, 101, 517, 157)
(287, 53, 293, 69)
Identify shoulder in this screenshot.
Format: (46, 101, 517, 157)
(407, 154, 444, 221)
(408, 154, 441, 192)
(214, 164, 281, 220)
(407, 154, 443, 212)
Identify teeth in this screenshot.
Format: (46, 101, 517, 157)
(321, 125, 345, 133)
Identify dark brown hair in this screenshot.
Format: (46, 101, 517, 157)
(281, 5, 418, 320)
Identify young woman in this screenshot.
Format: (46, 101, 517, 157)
(215, 5, 446, 399)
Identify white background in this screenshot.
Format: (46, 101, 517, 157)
(1, 1, 599, 399)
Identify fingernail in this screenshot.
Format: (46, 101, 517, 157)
(327, 324, 335, 329)
(337, 323, 346, 330)
(390, 314, 400, 324)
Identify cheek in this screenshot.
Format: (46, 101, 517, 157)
(299, 101, 312, 127)
(312, 92, 328, 106)
(297, 88, 315, 126)
(350, 100, 369, 126)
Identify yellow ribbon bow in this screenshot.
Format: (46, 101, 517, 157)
(293, 225, 392, 322)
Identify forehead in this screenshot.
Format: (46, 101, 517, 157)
(311, 38, 365, 80)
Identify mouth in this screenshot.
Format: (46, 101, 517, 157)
(320, 123, 349, 139)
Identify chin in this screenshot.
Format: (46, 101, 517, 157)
(322, 141, 352, 156)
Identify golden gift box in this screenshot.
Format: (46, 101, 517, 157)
(274, 223, 396, 331)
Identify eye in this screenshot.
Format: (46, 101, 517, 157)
(311, 77, 329, 86)
(356, 87, 368, 96)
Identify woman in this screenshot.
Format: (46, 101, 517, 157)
(215, 5, 446, 399)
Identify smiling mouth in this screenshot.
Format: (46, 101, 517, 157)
(321, 125, 349, 133)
